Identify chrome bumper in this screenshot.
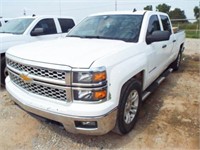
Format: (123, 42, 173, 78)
(8, 93, 117, 135)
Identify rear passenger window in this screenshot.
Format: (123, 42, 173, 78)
(146, 15, 161, 36)
(58, 19, 75, 33)
(160, 15, 172, 34)
(32, 19, 57, 35)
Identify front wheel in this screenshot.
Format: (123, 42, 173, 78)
(0, 56, 7, 86)
(114, 79, 142, 135)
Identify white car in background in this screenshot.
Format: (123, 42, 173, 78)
(0, 18, 13, 27)
(0, 15, 75, 86)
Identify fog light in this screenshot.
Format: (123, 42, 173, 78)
(75, 121, 97, 129)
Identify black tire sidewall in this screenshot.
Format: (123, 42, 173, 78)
(176, 52, 182, 69)
(0, 56, 6, 86)
(171, 51, 182, 71)
(117, 80, 142, 134)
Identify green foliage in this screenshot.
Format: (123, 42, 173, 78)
(155, 3, 199, 38)
(185, 30, 200, 38)
(171, 22, 200, 38)
(169, 8, 187, 22)
(172, 23, 196, 30)
(156, 3, 171, 14)
(144, 5, 152, 11)
(193, 6, 200, 20)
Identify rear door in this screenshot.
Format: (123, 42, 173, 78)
(159, 15, 175, 66)
(58, 18, 75, 37)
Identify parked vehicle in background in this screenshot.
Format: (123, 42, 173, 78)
(0, 18, 13, 27)
(6, 11, 185, 135)
(0, 15, 75, 86)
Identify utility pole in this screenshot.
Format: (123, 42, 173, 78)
(59, 0, 61, 16)
(199, 1, 200, 38)
(23, 9, 26, 16)
(115, 0, 117, 11)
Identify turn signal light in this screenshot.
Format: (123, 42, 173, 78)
(94, 90, 107, 100)
(93, 72, 106, 82)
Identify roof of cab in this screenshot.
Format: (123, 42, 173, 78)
(89, 10, 168, 17)
(89, 10, 147, 17)
(12, 15, 73, 19)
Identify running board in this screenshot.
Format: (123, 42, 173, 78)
(142, 68, 173, 101)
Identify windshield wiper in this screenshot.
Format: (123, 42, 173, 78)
(82, 35, 101, 39)
(67, 35, 102, 39)
(0, 31, 14, 34)
(66, 35, 82, 38)
(67, 34, 134, 42)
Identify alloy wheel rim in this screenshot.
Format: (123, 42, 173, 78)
(124, 90, 139, 124)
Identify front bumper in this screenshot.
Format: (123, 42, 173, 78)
(6, 77, 117, 135)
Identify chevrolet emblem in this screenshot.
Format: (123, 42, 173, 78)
(20, 73, 32, 83)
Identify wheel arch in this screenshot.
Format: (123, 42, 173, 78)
(180, 43, 184, 53)
(113, 74, 143, 135)
(119, 70, 144, 102)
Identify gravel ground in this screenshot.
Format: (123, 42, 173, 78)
(184, 38, 200, 55)
(0, 38, 199, 149)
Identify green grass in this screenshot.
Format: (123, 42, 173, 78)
(172, 21, 200, 38)
(185, 30, 200, 38)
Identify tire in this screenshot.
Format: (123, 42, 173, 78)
(0, 56, 7, 86)
(114, 79, 142, 135)
(171, 51, 182, 71)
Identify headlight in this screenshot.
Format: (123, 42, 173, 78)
(72, 66, 106, 84)
(73, 88, 107, 101)
(72, 66, 107, 102)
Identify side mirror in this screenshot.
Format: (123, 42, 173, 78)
(146, 31, 170, 45)
(31, 28, 44, 36)
(67, 28, 72, 32)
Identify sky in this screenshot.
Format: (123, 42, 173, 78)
(0, 0, 199, 23)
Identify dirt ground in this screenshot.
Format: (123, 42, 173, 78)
(0, 39, 199, 150)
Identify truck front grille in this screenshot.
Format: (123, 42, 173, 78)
(7, 58, 66, 81)
(9, 72, 67, 101)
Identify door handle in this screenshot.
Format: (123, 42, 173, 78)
(173, 40, 176, 43)
(162, 45, 167, 48)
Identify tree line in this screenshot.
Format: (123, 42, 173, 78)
(143, 3, 200, 22)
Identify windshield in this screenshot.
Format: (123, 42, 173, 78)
(0, 18, 34, 34)
(67, 15, 143, 42)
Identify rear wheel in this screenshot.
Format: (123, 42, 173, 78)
(114, 79, 142, 135)
(171, 51, 182, 71)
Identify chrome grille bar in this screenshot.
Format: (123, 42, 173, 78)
(7, 58, 67, 81)
(9, 71, 68, 101)
(6, 56, 72, 102)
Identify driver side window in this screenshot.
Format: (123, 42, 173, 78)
(32, 19, 57, 35)
(146, 15, 161, 36)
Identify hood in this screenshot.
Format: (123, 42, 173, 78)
(7, 37, 133, 68)
(0, 33, 25, 53)
(0, 33, 21, 42)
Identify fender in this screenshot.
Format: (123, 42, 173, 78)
(91, 45, 147, 108)
(108, 53, 146, 107)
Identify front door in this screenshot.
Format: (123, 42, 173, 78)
(30, 18, 61, 42)
(145, 15, 171, 87)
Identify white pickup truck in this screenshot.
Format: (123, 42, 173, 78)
(5, 11, 185, 135)
(0, 16, 75, 85)
(0, 18, 12, 27)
